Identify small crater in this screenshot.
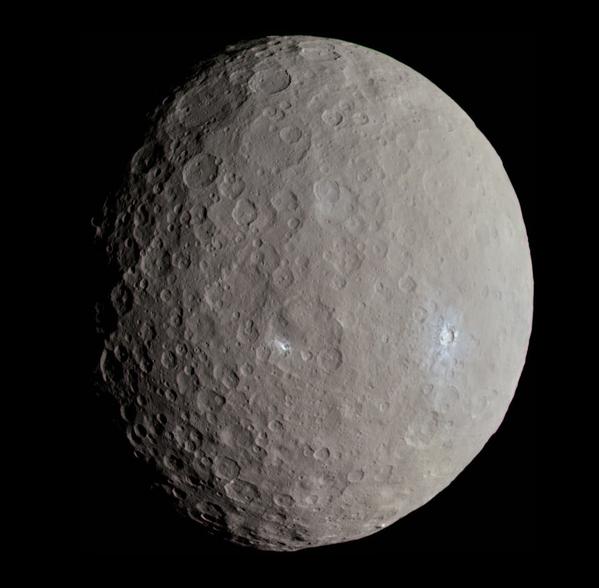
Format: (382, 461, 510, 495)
(225, 479, 261, 504)
(314, 447, 330, 461)
(272, 265, 294, 290)
(194, 501, 226, 526)
(160, 350, 177, 369)
(182, 153, 219, 190)
(331, 274, 347, 290)
(306, 494, 320, 505)
(164, 453, 184, 471)
(176, 370, 197, 396)
(218, 172, 246, 199)
(220, 365, 239, 390)
(313, 178, 340, 204)
(237, 319, 259, 344)
(280, 126, 303, 144)
(440, 325, 458, 346)
(268, 420, 283, 432)
(110, 283, 132, 316)
(240, 362, 254, 377)
(271, 190, 298, 211)
(274, 494, 295, 508)
(405, 412, 440, 448)
(263, 106, 285, 120)
(287, 217, 301, 230)
(232, 198, 257, 226)
(301, 42, 340, 61)
(140, 246, 171, 278)
(352, 112, 369, 125)
(371, 238, 388, 258)
(322, 109, 343, 126)
(317, 347, 342, 373)
(347, 469, 365, 483)
(373, 465, 393, 483)
(400, 276, 417, 293)
(249, 67, 291, 94)
(325, 238, 363, 275)
(214, 457, 241, 480)
(255, 343, 272, 363)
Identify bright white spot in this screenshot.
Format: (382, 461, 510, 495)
(273, 338, 291, 355)
(439, 325, 458, 346)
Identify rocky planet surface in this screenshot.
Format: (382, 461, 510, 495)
(95, 35, 533, 551)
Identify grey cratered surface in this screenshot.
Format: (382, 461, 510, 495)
(97, 36, 533, 551)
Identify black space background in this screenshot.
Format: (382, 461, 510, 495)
(80, 31, 537, 554)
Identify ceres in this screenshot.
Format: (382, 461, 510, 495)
(97, 36, 533, 551)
